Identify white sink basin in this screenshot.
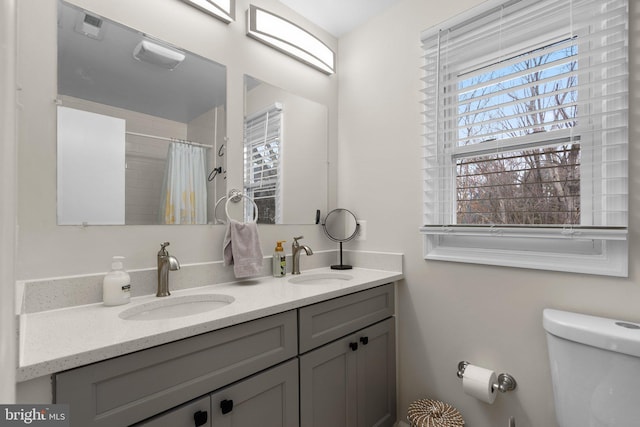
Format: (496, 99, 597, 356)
(119, 294, 234, 321)
(288, 273, 354, 285)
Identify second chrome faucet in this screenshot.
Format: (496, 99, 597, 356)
(157, 242, 180, 297)
(291, 236, 313, 275)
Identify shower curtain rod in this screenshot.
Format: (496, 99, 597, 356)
(126, 131, 213, 149)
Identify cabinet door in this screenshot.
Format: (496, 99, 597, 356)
(300, 318, 396, 427)
(133, 396, 211, 427)
(356, 318, 396, 427)
(299, 334, 359, 427)
(209, 359, 299, 427)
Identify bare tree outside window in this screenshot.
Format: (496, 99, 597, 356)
(455, 41, 579, 225)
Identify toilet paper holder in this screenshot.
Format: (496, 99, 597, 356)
(457, 361, 517, 393)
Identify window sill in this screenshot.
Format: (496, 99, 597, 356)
(421, 229, 628, 277)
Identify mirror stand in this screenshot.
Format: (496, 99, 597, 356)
(332, 241, 353, 270)
(322, 208, 360, 270)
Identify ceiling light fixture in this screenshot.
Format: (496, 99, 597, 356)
(246, 5, 335, 75)
(181, 0, 235, 24)
(133, 40, 186, 70)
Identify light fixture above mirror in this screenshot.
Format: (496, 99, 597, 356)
(246, 5, 335, 75)
(181, 0, 235, 24)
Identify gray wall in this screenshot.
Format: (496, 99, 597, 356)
(338, 1, 639, 426)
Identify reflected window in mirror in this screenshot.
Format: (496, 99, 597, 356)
(243, 104, 283, 224)
(243, 75, 328, 225)
(57, 1, 227, 225)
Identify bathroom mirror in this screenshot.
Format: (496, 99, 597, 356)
(243, 75, 328, 224)
(322, 208, 359, 270)
(56, 0, 227, 225)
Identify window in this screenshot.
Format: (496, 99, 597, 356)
(456, 40, 579, 225)
(243, 104, 283, 224)
(420, 0, 628, 276)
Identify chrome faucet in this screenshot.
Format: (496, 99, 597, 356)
(157, 242, 180, 297)
(291, 236, 313, 275)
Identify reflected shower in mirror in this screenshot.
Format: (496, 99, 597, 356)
(243, 75, 328, 224)
(57, 0, 227, 225)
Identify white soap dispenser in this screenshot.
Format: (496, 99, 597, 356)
(103, 256, 131, 306)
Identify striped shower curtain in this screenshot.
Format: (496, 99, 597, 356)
(160, 142, 207, 224)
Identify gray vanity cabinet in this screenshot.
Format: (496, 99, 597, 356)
(209, 358, 299, 427)
(354, 318, 396, 427)
(134, 396, 211, 427)
(53, 283, 396, 427)
(298, 284, 396, 427)
(54, 310, 297, 427)
(137, 359, 299, 427)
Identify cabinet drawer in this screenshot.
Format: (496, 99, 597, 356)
(54, 310, 297, 427)
(134, 396, 211, 427)
(298, 284, 394, 353)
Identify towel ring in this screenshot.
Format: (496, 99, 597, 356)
(215, 189, 258, 224)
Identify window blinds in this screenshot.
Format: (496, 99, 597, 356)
(421, 0, 628, 233)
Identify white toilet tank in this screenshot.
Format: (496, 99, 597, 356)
(543, 309, 640, 427)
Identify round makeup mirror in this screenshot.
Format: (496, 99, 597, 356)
(322, 208, 359, 270)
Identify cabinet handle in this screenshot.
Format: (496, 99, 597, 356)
(220, 399, 234, 415)
(349, 342, 358, 351)
(193, 410, 208, 426)
(360, 336, 369, 345)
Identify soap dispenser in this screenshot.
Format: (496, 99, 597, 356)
(272, 241, 287, 277)
(103, 256, 131, 306)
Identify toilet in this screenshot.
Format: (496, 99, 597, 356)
(543, 309, 640, 427)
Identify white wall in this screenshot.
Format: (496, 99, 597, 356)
(338, 1, 639, 426)
(14, 0, 640, 424)
(16, 0, 339, 280)
(0, 0, 17, 404)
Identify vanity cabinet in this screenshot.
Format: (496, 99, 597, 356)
(134, 396, 211, 427)
(136, 359, 299, 427)
(208, 358, 299, 427)
(53, 283, 396, 427)
(54, 310, 297, 427)
(298, 284, 396, 427)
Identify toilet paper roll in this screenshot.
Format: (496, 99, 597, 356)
(462, 364, 498, 404)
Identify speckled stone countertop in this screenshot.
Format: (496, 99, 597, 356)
(18, 267, 402, 382)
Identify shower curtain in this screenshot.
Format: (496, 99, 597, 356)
(160, 142, 207, 224)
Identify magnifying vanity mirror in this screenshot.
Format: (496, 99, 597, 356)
(244, 75, 328, 224)
(56, 0, 226, 225)
(322, 208, 359, 270)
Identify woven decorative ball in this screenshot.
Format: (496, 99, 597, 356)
(407, 399, 465, 427)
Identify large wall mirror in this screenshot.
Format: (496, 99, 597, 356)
(57, 0, 227, 225)
(244, 75, 328, 224)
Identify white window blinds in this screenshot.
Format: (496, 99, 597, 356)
(243, 103, 283, 224)
(421, 0, 628, 232)
(419, 0, 629, 276)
